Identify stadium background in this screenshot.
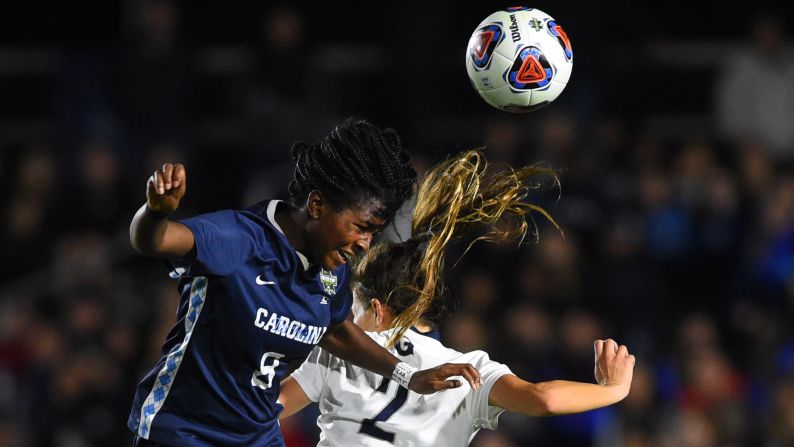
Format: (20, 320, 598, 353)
(1, 1, 794, 446)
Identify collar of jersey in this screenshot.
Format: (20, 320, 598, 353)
(266, 200, 311, 271)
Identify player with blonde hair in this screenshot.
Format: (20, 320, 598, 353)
(279, 150, 635, 446)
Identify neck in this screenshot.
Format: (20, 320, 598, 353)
(379, 318, 431, 333)
(274, 202, 310, 255)
(412, 321, 432, 333)
(376, 320, 433, 333)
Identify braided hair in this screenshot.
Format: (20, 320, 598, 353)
(288, 118, 417, 222)
(352, 150, 561, 347)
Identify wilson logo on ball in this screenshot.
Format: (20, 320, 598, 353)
(469, 24, 504, 70)
(506, 46, 553, 91)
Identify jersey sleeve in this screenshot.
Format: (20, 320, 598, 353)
(464, 350, 513, 430)
(290, 346, 332, 402)
(173, 210, 257, 277)
(329, 268, 353, 324)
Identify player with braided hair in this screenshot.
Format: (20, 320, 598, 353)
(288, 119, 415, 228)
(126, 119, 481, 447)
(278, 150, 635, 446)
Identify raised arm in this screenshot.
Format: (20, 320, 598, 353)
(319, 319, 482, 394)
(489, 339, 634, 416)
(130, 163, 196, 260)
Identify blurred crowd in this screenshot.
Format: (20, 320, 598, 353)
(1, 2, 793, 447)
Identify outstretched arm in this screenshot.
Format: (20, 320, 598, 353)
(130, 163, 195, 260)
(278, 376, 311, 420)
(319, 319, 482, 394)
(489, 339, 634, 416)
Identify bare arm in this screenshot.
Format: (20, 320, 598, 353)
(130, 163, 196, 260)
(319, 319, 482, 394)
(489, 339, 634, 416)
(278, 376, 312, 420)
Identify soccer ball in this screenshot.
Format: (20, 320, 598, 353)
(465, 7, 573, 112)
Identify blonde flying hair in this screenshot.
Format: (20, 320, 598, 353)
(352, 149, 560, 347)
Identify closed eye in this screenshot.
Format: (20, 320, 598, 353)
(356, 223, 384, 236)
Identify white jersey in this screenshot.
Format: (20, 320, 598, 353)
(290, 328, 513, 447)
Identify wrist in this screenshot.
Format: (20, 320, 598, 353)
(603, 382, 629, 400)
(392, 362, 418, 389)
(145, 205, 171, 220)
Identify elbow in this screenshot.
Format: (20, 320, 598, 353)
(129, 233, 152, 256)
(533, 390, 558, 416)
(529, 385, 566, 416)
(129, 235, 144, 255)
(130, 233, 161, 257)
(129, 222, 148, 256)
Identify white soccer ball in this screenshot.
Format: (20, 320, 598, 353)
(465, 6, 573, 112)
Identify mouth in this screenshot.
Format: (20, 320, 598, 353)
(337, 250, 353, 264)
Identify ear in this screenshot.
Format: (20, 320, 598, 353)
(370, 298, 385, 326)
(306, 190, 324, 220)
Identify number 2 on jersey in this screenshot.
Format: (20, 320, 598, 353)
(358, 377, 409, 443)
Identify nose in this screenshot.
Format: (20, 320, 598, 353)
(353, 233, 372, 254)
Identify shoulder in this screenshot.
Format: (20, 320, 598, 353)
(451, 350, 504, 370)
(409, 336, 509, 378)
(239, 200, 293, 248)
(371, 330, 463, 369)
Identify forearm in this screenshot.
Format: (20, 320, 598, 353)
(130, 204, 195, 259)
(490, 375, 628, 417)
(530, 380, 627, 415)
(278, 377, 311, 420)
(319, 320, 399, 377)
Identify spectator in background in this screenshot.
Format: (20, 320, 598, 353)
(715, 12, 794, 161)
(114, 0, 190, 145)
(0, 148, 61, 281)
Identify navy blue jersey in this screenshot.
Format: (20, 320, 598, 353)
(128, 200, 353, 447)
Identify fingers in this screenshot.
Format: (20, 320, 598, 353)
(439, 363, 481, 390)
(594, 339, 606, 384)
(458, 364, 482, 391)
(173, 163, 186, 188)
(595, 339, 633, 365)
(147, 174, 157, 196)
(434, 379, 462, 390)
(150, 163, 186, 195)
(152, 170, 162, 194)
(411, 363, 482, 393)
(162, 163, 174, 190)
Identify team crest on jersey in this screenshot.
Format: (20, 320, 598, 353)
(319, 269, 337, 299)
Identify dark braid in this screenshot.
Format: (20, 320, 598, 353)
(288, 118, 417, 221)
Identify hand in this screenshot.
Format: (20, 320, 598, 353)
(593, 339, 635, 398)
(147, 163, 187, 216)
(408, 363, 482, 394)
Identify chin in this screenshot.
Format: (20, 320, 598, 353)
(322, 257, 340, 270)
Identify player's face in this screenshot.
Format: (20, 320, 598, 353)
(307, 199, 387, 270)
